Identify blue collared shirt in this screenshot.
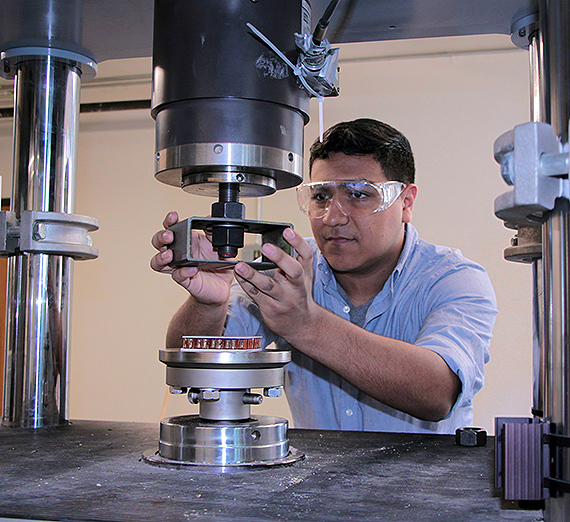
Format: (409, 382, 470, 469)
(224, 224, 497, 433)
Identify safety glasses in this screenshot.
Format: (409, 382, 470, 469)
(296, 180, 406, 218)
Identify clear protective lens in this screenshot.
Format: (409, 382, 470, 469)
(296, 180, 405, 218)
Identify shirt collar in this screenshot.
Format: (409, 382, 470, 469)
(392, 223, 418, 283)
(315, 223, 419, 293)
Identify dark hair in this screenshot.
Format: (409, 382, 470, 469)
(309, 118, 415, 185)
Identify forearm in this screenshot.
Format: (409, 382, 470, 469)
(166, 297, 229, 348)
(287, 305, 461, 422)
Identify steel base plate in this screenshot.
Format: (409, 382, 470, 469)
(142, 446, 304, 473)
(143, 415, 303, 471)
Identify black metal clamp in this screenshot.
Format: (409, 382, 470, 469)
(168, 216, 294, 270)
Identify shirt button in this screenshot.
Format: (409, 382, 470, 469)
(345, 409, 353, 416)
(343, 305, 350, 314)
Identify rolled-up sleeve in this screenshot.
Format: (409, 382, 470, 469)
(414, 263, 497, 416)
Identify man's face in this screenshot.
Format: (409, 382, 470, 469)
(309, 152, 416, 277)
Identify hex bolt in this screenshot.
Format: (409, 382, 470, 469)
(200, 389, 220, 401)
(455, 427, 487, 447)
(263, 387, 283, 398)
(32, 222, 47, 241)
(169, 386, 187, 395)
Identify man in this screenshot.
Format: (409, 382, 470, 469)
(151, 118, 497, 433)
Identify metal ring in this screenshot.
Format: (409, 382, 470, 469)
(1, 47, 97, 80)
(155, 142, 303, 196)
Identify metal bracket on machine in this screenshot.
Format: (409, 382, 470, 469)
(494, 122, 569, 227)
(495, 417, 550, 501)
(0, 210, 99, 260)
(168, 217, 294, 270)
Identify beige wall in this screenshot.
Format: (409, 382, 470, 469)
(0, 36, 533, 433)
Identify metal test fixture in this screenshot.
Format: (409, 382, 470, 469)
(145, 0, 340, 469)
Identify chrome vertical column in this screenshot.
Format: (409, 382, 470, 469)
(541, 0, 570, 518)
(528, 27, 547, 419)
(1, 52, 93, 428)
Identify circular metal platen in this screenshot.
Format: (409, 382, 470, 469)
(160, 348, 291, 369)
(142, 446, 303, 473)
(142, 415, 304, 471)
(161, 349, 291, 396)
(155, 142, 303, 197)
(181, 172, 278, 198)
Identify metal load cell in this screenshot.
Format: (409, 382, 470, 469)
(143, 344, 303, 469)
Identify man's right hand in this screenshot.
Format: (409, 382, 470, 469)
(150, 211, 234, 307)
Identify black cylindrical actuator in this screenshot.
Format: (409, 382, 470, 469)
(152, 0, 311, 198)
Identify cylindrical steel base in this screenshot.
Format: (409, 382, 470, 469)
(152, 415, 295, 467)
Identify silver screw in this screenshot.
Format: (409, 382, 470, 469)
(187, 390, 201, 404)
(32, 222, 47, 241)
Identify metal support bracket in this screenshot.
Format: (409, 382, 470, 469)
(0, 210, 99, 260)
(168, 216, 294, 270)
(495, 417, 550, 501)
(494, 122, 568, 226)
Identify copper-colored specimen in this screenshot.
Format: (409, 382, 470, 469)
(182, 336, 262, 351)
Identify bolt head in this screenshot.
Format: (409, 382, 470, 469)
(211, 201, 245, 219)
(455, 427, 487, 447)
(264, 387, 283, 398)
(32, 222, 47, 241)
(211, 225, 245, 250)
(200, 389, 220, 401)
